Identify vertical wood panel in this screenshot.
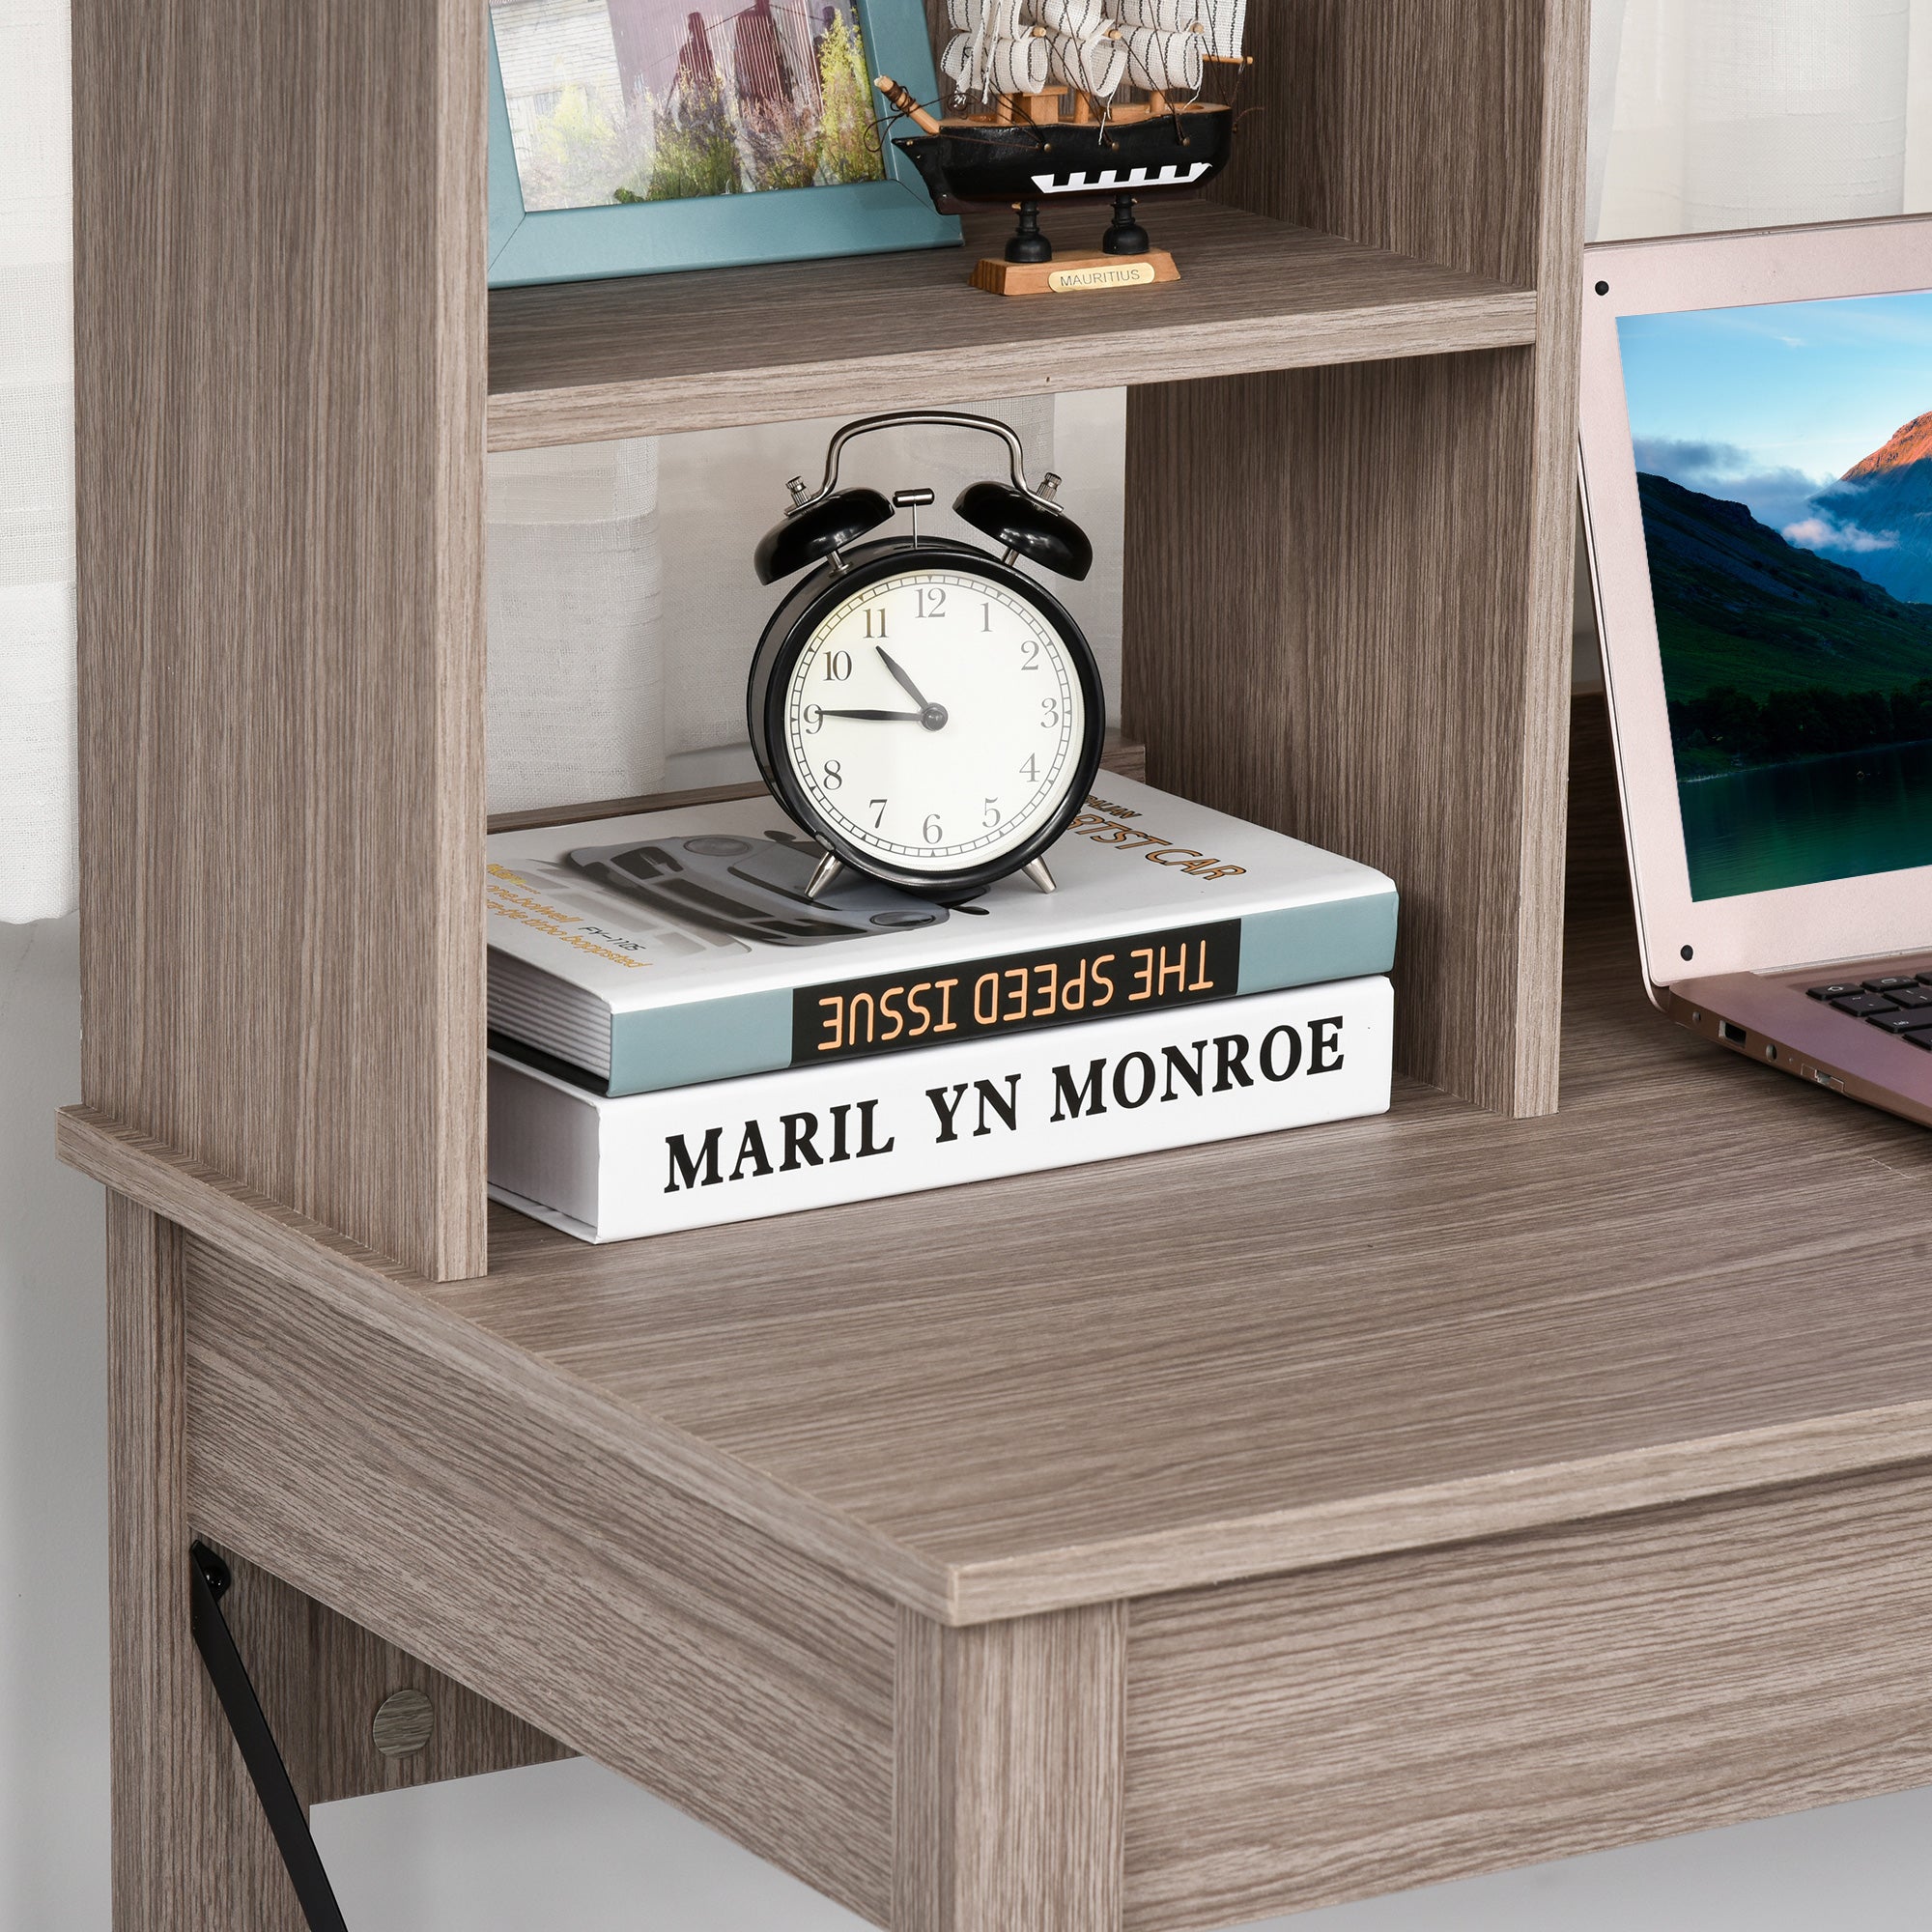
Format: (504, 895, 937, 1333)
(1124, 0, 1587, 1116)
(107, 1198, 303, 1930)
(1123, 353, 1543, 1107)
(210, 1546, 571, 1808)
(71, 0, 488, 1276)
(1229, 0, 1549, 283)
(896, 1604, 1126, 1932)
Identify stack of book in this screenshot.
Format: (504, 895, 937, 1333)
(486, 776, 1399, 1241)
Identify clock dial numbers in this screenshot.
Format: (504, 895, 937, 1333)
(781, 568, 1085, 875)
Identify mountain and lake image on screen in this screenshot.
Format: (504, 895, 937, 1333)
(1619, 289, 1932, 899)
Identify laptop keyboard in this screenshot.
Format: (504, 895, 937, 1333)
(1807, 976, 1932, 1049)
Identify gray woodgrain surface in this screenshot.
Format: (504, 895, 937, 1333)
(106, 1199, 305, 1930)
(1123, 0, 1588, 1119)
(1123, 1464, 1932, 1926)
(898, 1604, 1126, 1932)
(71, 0, 488, 1280)
(487, 204, 1537, 448)
(179, 1237, 900, 1922)
(208, 1546, 571, 1808)
(61, 706, 1932, 1629)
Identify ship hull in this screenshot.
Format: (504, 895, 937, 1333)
(894, 106, 1236, 213)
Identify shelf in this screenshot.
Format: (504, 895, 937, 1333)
(57, 713, 1932, 1624)
(487, 202, 1539, 447)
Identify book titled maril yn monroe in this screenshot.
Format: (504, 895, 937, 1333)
(490, 975, 1392, 1243)
(487, 775, 1397, 1097)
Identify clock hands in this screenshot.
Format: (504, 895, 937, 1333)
(875, 646, 931, 709)
(816, 707, 926, 722)
(873, 647, 949, 731)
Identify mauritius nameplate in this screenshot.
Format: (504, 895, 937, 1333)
(970, 248, 1181, 298)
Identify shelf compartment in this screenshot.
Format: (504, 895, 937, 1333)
(487, 204, 1537, 448)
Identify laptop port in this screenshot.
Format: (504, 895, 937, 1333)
(1719, 1020, 1747, 1044)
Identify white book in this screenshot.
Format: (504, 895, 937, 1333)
(490, 975, 1392, 1243)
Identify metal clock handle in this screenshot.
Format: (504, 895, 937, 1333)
(786, 411, 1062, 516)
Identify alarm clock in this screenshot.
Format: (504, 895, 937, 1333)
(748, 410, 1105, 902)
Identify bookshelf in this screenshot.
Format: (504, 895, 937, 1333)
(97, 2, 1923, 1927)
(71, 0, 1586, 1285)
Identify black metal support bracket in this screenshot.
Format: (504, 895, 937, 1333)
(189, 1541, 351, 1932)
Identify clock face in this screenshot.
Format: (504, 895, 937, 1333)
(779, 565, 1090, 878)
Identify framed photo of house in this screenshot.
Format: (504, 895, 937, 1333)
(487, 0, 960, 286)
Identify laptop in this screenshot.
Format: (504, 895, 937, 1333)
(1579, 216, 1932, 1128)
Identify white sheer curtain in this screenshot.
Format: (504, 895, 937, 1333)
(0, 0, 75, 923)
(1593, 0, 1932, 241)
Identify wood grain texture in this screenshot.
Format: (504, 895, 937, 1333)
(487, 203, 1536, 448)
(71, 0, 488, 1278)
(176, 1236, 900, 1922)
(1227, 0, 1576, 287)
(1122, 1463, 1932, 1928)
(897, 1604, 1125, 1932)
(1122, 354, 1546, 1110)
(106, 1198, 303, 1931)
(206, 1544, 570, 1808)
(1125, 0, 1588, 1118)
(65, 711, 1932, 1625)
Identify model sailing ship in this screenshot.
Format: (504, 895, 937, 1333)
(875, 0, 1248, 291)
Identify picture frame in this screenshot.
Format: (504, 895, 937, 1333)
(486, 0, 960, 287)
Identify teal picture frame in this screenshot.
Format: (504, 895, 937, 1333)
(487, 1, 959, 287)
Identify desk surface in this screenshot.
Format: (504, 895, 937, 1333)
(63, 712, 1932, 1625)
(70, 706, 1932, 1928)
(444, 714, 1932, 1618)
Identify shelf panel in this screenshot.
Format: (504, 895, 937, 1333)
(487, 203, 1538, 447)
(58, 714, 1932, 1624)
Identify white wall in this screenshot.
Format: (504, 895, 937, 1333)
(0, 913, 109, 1927)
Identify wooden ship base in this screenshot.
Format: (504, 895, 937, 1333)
(971, 246, 1180, 297)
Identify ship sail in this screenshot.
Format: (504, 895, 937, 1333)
(942, 27, 1050, 98)
(1120, 25, 1202, 93)
(943, 0, 1046, 99)
(1199, 0, 1246, 60)
(940, 0, 1243, 110)
(1034, 0, 1108, 30)
(1115, 0, 1245, 58)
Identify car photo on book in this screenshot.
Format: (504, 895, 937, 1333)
(566, 828, 952, 944)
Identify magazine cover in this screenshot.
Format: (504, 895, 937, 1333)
(487, 773, 1398, 1094)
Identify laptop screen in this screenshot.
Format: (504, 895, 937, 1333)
(1617, 289, 1932, 901)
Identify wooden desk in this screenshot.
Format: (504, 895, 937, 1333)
(65, 710, 1932, 1928)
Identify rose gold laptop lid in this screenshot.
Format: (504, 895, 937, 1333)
(1578, 217, 1932, 994)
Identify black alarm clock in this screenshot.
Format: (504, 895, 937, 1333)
(748, 410, 1105, 902)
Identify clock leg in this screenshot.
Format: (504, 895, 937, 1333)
(807, 852, 850, 901)
(1022, 857, 1058, 895)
